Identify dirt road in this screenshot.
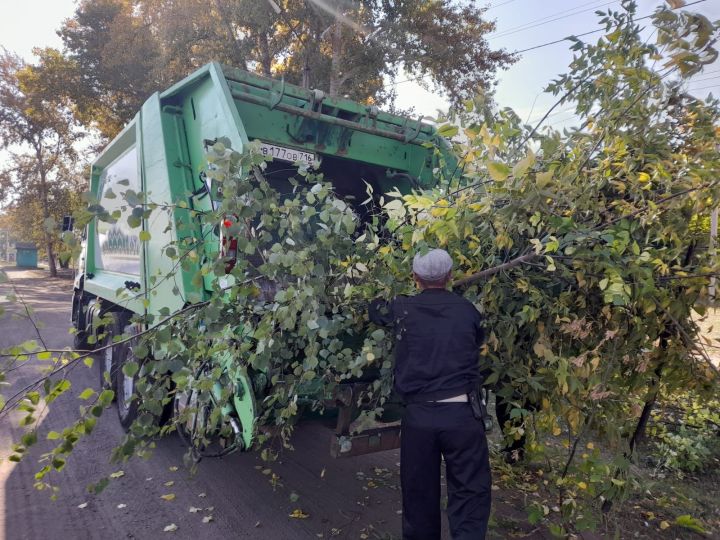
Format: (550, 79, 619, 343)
(0, 267, 414, 540)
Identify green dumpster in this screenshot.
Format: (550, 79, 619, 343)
(15, 242, 38, 268)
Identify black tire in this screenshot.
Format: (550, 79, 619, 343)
(116, 325, 141, 430)
(173, 365, 242, 458)
(72, 291, 89, 350)
(95, 312, 124, 397)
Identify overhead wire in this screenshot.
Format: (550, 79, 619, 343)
(486, 0, 520, 11)
(385, 0, 707, 89)
(516, 0, 707, 54)
(687, 83, 720, 92)
(492, 0, 619, 40)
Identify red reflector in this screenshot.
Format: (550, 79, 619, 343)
(223, 219, 233, 228)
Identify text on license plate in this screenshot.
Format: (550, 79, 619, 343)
(258, 142, 316, 165)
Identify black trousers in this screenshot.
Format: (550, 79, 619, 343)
(401, 402, 492, 540)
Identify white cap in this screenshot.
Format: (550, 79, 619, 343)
(413, 249, 453, 281)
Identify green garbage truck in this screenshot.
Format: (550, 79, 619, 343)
(71, 62, 454, 457)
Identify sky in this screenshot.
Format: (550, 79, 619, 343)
(0, 0, 719, 133)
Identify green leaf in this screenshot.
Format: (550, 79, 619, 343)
(46, 431, 61, 440)
(437, 123, 459, 138)
(99, 390, 115, 407)
(122, 361, 139, 378)
(674, 515, 706, 534)
(21, 432, 37, 447)
(487, 161, 510, 182)
(79, 388, 95, 400)
(139, 230, 151, 241)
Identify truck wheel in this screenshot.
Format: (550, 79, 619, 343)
(95, 312, 124, 397)
(116, 326, 141, 430)
(72, 292, 89, 350)
(173, 368, 242, 459)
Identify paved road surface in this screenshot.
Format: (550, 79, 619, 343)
(0, 267, 417, 540)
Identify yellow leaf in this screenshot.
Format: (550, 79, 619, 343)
(487, 161, 510, 182)
(637, 172, 651, 183)
(577, 481, 588, 490)
(586, 442, 595, 449)
(164, 481, 174, 487)
(552, 426, 562, 436)
(660, 521, 670, 530)
(536, 170, 553, 188)
(109, 470, 125, 479)
(161, 494, 176, 501)
(289, 509, 310, 519)
(169, 466, 178, 472)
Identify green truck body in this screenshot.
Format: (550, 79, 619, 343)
(71, 62, 453, 456)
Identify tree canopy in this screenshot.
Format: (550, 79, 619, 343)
(54, 0, 514, 139)
(0, 50, 84, 275)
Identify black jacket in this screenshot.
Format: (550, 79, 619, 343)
(369, 288, 485, 401)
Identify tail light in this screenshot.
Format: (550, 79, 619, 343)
(220, 216, 238, 274)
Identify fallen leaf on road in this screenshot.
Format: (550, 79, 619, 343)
(290, 492, 300, 502)
(660, 521, 670, 530)
(169, 466, 178, 472)
(289, 509, 310, 519)
(77, 502, 88, 509)
(145, 477, 153, 481)
(202, 515, 213, 523)
(320, 468, 326, 479)
(261, 468, 272, 475)
(161, 494, 176, 501)
(164, 481, 175, 487)
(205, 506, 214, 512)
(189, 506, 201, 513)
(109, 470, 125, 479)
(198, 492, 207, 498)
(254, 521, 261, 528)
(163, 524, 178, 532)
(117, 503, 127, 509)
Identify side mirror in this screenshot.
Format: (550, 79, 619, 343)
(62, 216, 75, 232)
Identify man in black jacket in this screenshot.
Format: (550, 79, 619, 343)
(369, 249, 491, 540)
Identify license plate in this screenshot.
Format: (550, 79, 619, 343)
(257, 142, 316, 165)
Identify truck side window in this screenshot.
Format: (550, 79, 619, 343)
(96, 146, 142, 276)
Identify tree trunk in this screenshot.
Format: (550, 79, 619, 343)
(256, 32, 272, 77)
(36, 148, 57, 277)
(328, 21, 343, 97)
(213, 0, 248, 71)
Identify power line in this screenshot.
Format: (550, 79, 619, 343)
(492, 0, 619, 40)
(487, 0, 520, 11)
(686, 74, 720, 84)
(687, 83, 720, 92)
(384, 0, 707, 88)
(516, 0, 707, 54)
